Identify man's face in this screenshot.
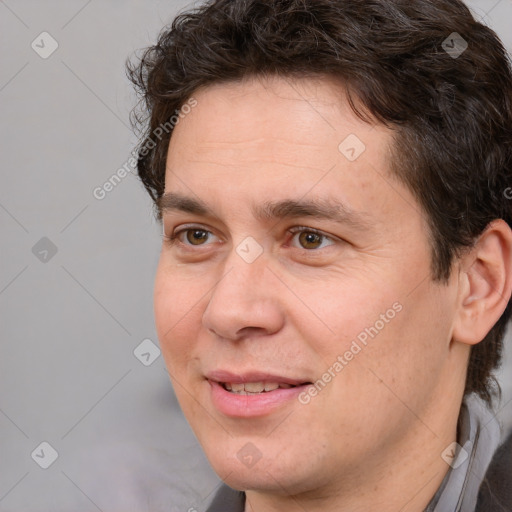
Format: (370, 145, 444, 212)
(154, 76, 461, 495)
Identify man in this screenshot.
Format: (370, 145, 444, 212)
(128, 0, 512, 510)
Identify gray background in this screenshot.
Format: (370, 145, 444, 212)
(1, 1, 511, 511)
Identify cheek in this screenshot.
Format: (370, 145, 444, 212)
(336, 283, 455, 418)
(293, 262, 451, 394)
(282, 271, 401, 354)
(153, 264, 206, 371)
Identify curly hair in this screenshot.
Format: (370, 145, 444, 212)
(127, 0, 512, 405)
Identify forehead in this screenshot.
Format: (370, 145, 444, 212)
(163, 75, 419, 226)
(168, 75, 385, 162)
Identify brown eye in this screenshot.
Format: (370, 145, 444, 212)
(298, 231, 323, 249)
(185, 229, 210, 245)
(289, 227, 335, 250)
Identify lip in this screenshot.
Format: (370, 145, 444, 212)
(206, 369, 312, 418)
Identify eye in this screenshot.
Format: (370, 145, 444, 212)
(288, 227, 335, 250)
(165, 226, 219, 247)
(183, 228, 211, 245)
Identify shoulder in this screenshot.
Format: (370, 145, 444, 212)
(476, 430, 512, 512)
(206, 484, 245, 512)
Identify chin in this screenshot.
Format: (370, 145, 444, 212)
(204, 444, 316, 495)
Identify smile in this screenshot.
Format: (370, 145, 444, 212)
(221, 381, 297, 394)
(206, 372, 313, 417)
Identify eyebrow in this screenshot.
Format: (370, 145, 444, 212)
(157, 193, 211, 217)
(157, 192, 372, 229)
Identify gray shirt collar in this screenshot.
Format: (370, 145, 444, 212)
(426, 393, 501, 512)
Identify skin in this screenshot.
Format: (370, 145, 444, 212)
(153, 75, 512, 512)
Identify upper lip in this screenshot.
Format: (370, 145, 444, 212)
(206, 370, 311, 386)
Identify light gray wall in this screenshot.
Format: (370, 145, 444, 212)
(1, 1, 511, 511)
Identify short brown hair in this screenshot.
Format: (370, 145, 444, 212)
(127, 0, 512, 404)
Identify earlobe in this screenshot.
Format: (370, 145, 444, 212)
(452, 220, 512, 346)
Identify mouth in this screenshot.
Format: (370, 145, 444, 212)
(206, 370, 313, 417)
(206, 370, 312, 392)
(220, 381, 305, 395)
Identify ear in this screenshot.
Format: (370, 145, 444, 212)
(452, 219, 512, 346)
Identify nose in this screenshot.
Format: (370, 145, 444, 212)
(201, 250, 285, 341)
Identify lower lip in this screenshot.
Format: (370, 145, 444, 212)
(209, 380, 309, 417)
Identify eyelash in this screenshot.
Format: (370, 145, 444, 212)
(163, 225, 337, 251)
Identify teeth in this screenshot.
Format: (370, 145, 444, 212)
(222, 381, 294, 394)
(244, 382, 266, 393)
